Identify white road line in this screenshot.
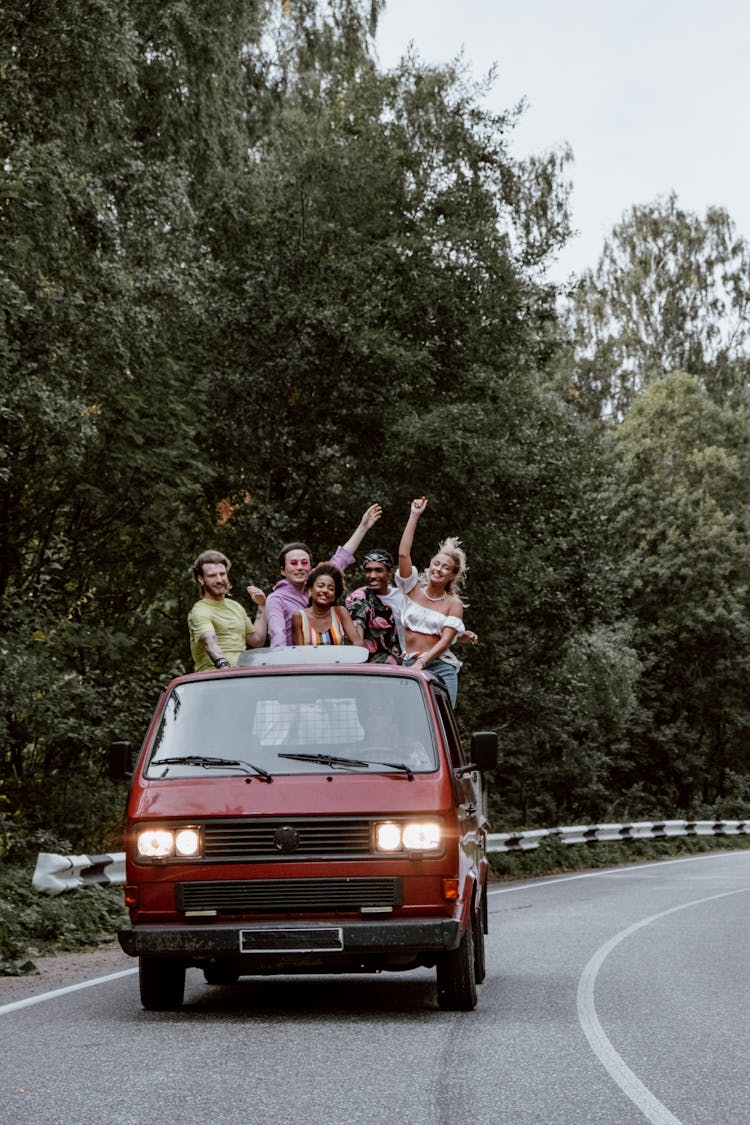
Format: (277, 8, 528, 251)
(0, 968, 137, 1016)
(487, 848, 750, 896)
(576, 885, 750, 1125)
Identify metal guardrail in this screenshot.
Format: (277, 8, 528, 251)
(487, 820, 749, 852)
(32, 852, 126, 896)
(31, 820, 749, 894)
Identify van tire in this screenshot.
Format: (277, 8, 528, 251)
(139, 956, 186, 1010)
(436, 921, 477, 1011)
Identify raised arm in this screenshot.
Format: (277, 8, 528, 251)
(398, 497, 427, 580)
(340, 503, 382, 556)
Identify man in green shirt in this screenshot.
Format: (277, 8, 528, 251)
(188, 550, 268, 671)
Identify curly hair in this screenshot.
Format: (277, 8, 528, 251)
(305, 561, 345, 602)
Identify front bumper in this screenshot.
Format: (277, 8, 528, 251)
(118, 918, 461, 970)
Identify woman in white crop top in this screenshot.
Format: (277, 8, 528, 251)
(395, 497, 468, 705)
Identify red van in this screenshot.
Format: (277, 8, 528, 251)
(114, 648, 497, 1011)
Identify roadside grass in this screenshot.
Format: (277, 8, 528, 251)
(0, 862, 128, 976)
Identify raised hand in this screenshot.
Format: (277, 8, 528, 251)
(360, 503, 383, 530)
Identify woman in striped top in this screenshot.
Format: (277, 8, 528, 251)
(291, 563, 365, 648)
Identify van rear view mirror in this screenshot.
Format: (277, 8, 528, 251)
(109, 741, 133, 781)
(469, 731, 498, 772)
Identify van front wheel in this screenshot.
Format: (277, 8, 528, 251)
(436, 922, 477, 1011)
(139, 956, 186, 1011)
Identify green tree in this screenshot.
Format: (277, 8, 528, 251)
(0, 0, 228, 838)
(605, 371, 750, 810)
(0, 0, 621, 844)
(200, 20, 574, 562)
(559, 194, 750, 420)
(193, 13, 622, 829)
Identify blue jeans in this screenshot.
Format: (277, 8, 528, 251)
(403, 655, 459, 706)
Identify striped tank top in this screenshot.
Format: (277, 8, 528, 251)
(299, 606, 347, 646)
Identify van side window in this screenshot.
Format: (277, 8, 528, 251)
(434, 693, 465, 769)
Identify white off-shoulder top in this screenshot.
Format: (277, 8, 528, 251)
(394, 568, 465, 665)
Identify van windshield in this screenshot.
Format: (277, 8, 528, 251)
(145, 674, 437, 777)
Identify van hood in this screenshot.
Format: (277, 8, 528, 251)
(130, 772, 453, 820)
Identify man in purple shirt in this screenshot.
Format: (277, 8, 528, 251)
(265, 504, 382, 646)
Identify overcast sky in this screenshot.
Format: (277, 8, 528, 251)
(375, 0, 750, 280)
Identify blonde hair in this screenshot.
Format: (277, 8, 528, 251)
(421, 536, 468, 603)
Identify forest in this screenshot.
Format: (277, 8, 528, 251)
(3, 0, 750, 859)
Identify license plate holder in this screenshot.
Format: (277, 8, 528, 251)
(239, 927, 344, 953)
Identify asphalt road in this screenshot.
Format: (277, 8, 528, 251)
(1, 850, 749, 1125)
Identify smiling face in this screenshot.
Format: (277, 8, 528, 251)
(310, 574, 337, 607)
(281, 549, 312, 588)
(200, 562, 229, 600)
(364, 561, 391, 596)
(428, 552, 458, 588)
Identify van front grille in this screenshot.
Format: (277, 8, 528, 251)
(202, 818, 373, 860)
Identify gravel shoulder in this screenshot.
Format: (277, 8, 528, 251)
(0, 944, 134, 1004)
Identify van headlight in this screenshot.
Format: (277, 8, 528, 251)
(136, 826, 202, 860)
(375, 820, 442, 853)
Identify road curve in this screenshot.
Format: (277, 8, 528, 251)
(1, 850, 748, 1125)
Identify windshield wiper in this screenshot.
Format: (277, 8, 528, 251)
(151, 755, 273, 781)
(277, 752, 371, 770)
(276, 752, 413, 778)
(368, 760, 415, 780)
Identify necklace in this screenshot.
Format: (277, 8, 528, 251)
(422, 588, 446, 602)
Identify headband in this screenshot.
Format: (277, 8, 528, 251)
(364, 549, 394, 568)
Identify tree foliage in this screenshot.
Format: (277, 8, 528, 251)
(192, 12, 618, 827)
(604, 372, 750, 809)
(3, 1, 748, 850)
(0, 0, 214, 838)
(560, 194, 750, 420)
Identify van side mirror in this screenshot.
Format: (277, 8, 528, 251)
(469, 730, 498, 772)
(109, 741, 133, 781)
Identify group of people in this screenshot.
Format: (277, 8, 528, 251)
(188, 499, 476, 704)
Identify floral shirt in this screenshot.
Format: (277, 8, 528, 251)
(345, 586, 403, 665)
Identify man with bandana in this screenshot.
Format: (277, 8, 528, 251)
(345, 549, 403, 664)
